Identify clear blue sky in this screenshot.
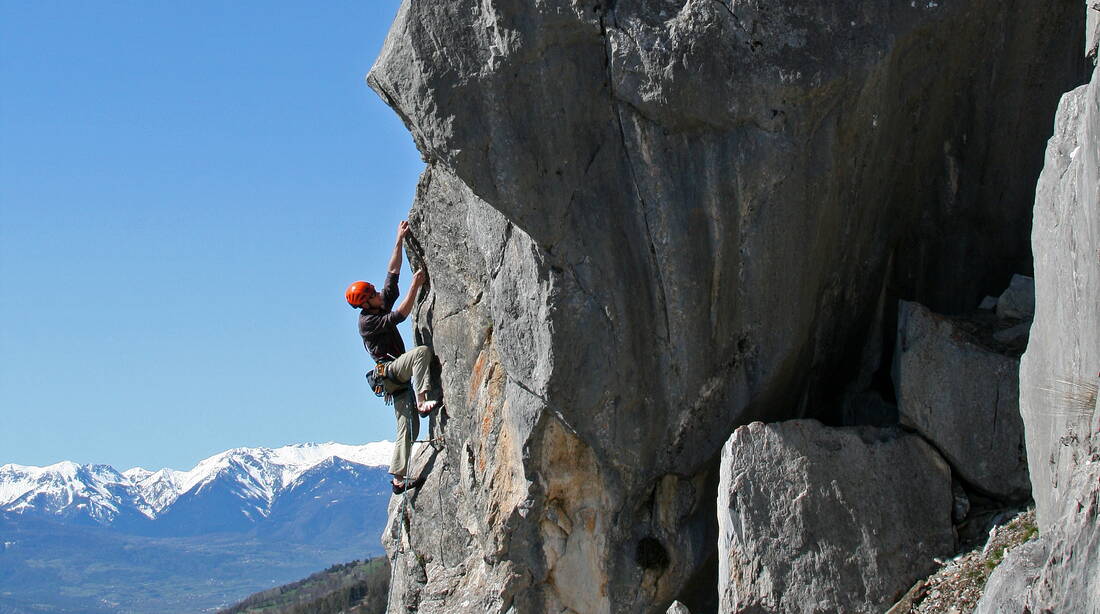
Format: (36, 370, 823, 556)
(0, 1, 424, 470)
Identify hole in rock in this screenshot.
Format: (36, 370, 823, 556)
(636, 536, 670, 570)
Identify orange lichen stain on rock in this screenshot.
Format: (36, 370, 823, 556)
(485, 414, 527, 526)
(467, 347, 494, 473)
(476, 363, 501, 474)
(480, 384, 496, 438)
(477, 439, 488, 474)
(537, 420, 613, 614)
(469, 348, 489, 400)
(540, 420, 602, 505)
(473, 344, 508, 474)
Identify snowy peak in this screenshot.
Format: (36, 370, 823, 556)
(122, 467, 153, 481)
(133, 468, 185, 515)
(171, 441, 393, 500)
(0, 441, 394, 524)
(0, 461, 139, 523)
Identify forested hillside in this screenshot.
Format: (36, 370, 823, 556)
(220, 557, 389, 614)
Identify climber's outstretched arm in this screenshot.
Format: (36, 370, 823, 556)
(388, 220, 410, 274)
(394, 269, 426, 319)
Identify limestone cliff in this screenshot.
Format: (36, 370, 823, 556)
(366, 1, 1084, 612)
(976, 22, 1100, 613)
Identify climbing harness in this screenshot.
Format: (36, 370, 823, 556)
(366, 353, 410, 406)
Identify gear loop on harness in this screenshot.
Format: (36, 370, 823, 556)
(366, 353, 411, 406)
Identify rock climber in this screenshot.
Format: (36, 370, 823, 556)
(345, 220, 439, 494)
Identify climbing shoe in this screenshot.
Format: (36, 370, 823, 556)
(391, 476, 426, 494)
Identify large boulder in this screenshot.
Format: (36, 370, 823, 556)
(977, 59, 1100, 614)
(994, 275, 1035, 321)
(367, 1, 1084, 611)
(717, 420, 954, 614)
(892, 300, 1030, 501)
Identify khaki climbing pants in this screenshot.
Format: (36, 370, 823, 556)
(386, 345, 434, 477)
(390, 390, 418, 477)
(383, 345, 433, 396)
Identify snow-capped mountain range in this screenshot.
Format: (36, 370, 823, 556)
(0, 441, 393, 527)
(0, 442, 397, 613)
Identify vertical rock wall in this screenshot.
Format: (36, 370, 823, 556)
(1018, 62, 1100, 529)
(977, 41, 1100, 613)
(367, 1, 1084, 612)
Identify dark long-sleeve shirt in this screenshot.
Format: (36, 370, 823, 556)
(358, 272, 407, 363)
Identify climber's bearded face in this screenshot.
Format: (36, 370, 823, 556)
(365, 289, 383, 310)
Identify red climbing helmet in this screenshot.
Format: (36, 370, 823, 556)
(345, 281, 377, 308)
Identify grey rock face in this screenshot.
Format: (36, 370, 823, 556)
(951, 480, 971, 524)
(1089, 0, 1099, 60)
(385, 168, 557, 614)
(994, 275, 1035, 321)
(976, 461, 1100, 614)
(893, 300, 1031, 501)
(368, 1, 1083, 611)
(717, 420, 954, 614)
(975, 538, 1046, 614)
(1018, 62, 1100, 532)
(666, 600, 691, 614)
(978, 61, 1100, 613)
(992, 322, 1032, 345)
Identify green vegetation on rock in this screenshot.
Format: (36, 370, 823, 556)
(887, 509, 1039, 614)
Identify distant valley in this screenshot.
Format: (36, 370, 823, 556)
(0, 442, 394, 614)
